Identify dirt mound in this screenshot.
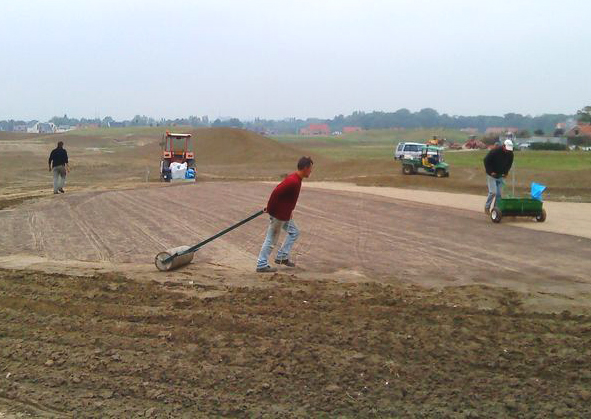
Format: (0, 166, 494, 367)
(194, 128, 306, 165)
(123, 128, 313, 179)
(130, 128, 305, 165)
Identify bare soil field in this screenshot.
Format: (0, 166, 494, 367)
(1, 182, 591, 299)
(3, 268, 591, 418)
(2, 128, 591, 417)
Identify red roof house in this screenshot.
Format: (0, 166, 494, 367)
(300, 123, 330, 135)
(568, 123, 591, 137)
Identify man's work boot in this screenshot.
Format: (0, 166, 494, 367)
(256, 266, 277, 273)
(275, 259, 296, 268)
(58, 188, 65, 193)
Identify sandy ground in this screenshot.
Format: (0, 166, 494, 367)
(1, 181, 590, 312)
(306, 182, 591, 240)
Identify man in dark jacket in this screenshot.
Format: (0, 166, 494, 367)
(256, 156, 313, 273)
(483, 139, 513, 213)
(48, 141, 69, 194)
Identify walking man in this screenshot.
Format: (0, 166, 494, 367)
(483, 138, 513, 214)
(48, 141, 69, 194)
(256, 156, 313, 273)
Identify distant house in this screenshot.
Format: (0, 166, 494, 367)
(300, 123, 330, 135)
(38, 122, 56, 134)
(107, 121, 125, 128)
(485, 127, 519, 135)
(13, 124, 27, 132)
(567, 123, 591, 137)
(342, 126, 363, 134)
(26, 121, 39, 133)
(555, 122, 566, 130)
(24, 121, 57, 134)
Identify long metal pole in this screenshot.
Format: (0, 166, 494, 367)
(162, 210, 265, 264)
(512, 162, 515, 197)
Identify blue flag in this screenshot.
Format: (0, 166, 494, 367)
(531, 182, 546, 201)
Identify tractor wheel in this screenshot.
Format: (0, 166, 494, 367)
(403, 165, 414, 175)
(435, 168, 446, 178)
(535, 209, 547, 222)
(491, 208, 502, 223)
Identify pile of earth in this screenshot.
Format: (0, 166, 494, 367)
(128, 128, 311, 179)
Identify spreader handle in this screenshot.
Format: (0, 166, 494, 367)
(162, 209, 265, 264)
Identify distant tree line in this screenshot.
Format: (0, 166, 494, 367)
(1, 108, 585, 135)
(244, 109, 572, 135)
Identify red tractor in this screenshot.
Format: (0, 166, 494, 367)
(160, 132, 196, 182)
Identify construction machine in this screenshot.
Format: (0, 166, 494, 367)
(426, 135, 445, 146)
(160, 132, 196, 182)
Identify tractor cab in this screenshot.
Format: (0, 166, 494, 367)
(160, 132, 196, 182)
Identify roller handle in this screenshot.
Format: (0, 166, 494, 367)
(162, 209, 265, 264)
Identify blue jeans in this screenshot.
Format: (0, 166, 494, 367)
(485, 175, 503, 210)
(256, 217, 300, 269)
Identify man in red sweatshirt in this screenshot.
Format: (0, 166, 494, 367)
(256, 156, 313, 272)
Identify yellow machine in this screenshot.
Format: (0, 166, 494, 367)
(426, 136, 444, 146)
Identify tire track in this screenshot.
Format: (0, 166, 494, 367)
(63, 200, 114, 261)
(0, 395, 72, 418)
(28, 211, 45, 255)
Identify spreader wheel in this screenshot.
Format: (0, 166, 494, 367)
(491, 208, 502, 223)
(535, 209, 547, 222)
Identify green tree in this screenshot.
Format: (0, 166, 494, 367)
(576, 106, 591, 123)
(534, 129, 544, 136)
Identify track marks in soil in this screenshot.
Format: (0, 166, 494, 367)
(1, 182, 591, 292)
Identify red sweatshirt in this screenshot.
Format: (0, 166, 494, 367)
(266, 172, 302, 221)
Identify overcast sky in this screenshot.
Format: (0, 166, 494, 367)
(1, 0, 589, 121)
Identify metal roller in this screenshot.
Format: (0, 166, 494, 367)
(155, 246, 195, 271)
(154, 210, 265, 272)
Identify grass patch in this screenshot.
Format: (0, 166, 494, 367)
(310, 145, 394, 160)
(273, 128, 470, 144)
(284, 132, 591, 170)
(61, 126, 188, 137)
(446, 150, 591, 171)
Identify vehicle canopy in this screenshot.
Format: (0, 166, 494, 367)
(416, 145, 448, 168)
(162, 132, 193, 153)
(420, 145, 443, 154)
(396, 142, 423, 149)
